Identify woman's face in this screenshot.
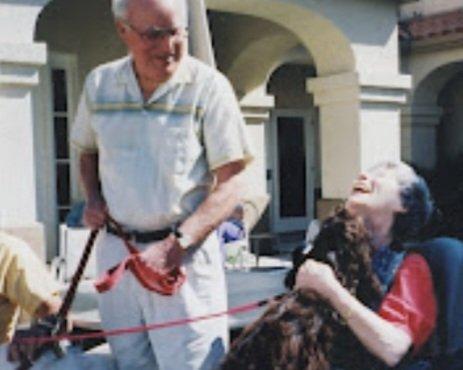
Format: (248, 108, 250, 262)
(346, 162, 416, 223)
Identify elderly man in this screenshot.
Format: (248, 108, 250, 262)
(70, 0, 253, 369)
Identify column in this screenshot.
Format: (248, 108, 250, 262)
(239, 87, 274, 197)
(239, 88, 274, 231)
(0, 42, 47, 260)
(187, 0, 216, 66)
(307, 72, 411, 217)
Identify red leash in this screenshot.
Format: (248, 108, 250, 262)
(15, 216, 285, 348)
(16, 295, 283, 345)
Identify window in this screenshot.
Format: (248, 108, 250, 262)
(51, 67, 72, 222)
(49, 53, 78, 225)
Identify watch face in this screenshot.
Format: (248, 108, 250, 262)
(178, 234, 193, 249)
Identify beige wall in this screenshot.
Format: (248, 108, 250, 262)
(207, 0, 355, 76)
(209, 11, 303, 96)
(207, 0, 401, 78)
(209, 12, 292, 72)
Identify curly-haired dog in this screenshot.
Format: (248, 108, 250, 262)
(221, 207, 384, 370)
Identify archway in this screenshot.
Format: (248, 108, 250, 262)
(207, 0, 355, 77)
(406, 61, 463, 169)
(436, 72, 463, 163)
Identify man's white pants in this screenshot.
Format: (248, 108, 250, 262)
(96, 230, 229, 370)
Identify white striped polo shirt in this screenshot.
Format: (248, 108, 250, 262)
(71, 55, 253, 230)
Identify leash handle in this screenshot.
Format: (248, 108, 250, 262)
(56, 228, 99, 333)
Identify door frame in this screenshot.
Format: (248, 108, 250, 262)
(267, 109, 315, 233)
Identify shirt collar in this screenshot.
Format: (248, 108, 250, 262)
(116, 54, 193, 90)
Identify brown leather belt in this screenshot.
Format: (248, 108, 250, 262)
(106, 223, 172, 243)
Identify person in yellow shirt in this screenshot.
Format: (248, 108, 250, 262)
(0, 231, 62, 364)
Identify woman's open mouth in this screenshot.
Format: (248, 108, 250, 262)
(352, 182, 372, 195)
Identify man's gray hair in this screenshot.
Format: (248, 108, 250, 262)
(111, 0, 188, 25)
(112, 0, 130, 20)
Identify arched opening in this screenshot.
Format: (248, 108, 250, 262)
(209, 11, 308, 97)
(207, 0, 355, 78)
(407, 62, 463, 170)
(437, 72, 463, 164)
(266, 63, 319, 248)
(410, 64, 463, 239)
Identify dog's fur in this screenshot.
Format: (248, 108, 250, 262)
(221, 207, 384, 370)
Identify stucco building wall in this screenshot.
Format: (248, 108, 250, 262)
(0, 0, 410, 256)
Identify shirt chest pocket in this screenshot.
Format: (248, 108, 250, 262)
(93, 111, 140, 157)
(93, 109, 203, 174)
(151, 111, 203, 175)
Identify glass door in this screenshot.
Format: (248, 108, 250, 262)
(269, 110, 315, 232)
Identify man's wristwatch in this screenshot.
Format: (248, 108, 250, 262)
(172, 225, 193, 250)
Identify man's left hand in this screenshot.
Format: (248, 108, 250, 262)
(139, 235, 185, 273)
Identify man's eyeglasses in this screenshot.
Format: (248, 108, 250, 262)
(124, 22, 188, 42)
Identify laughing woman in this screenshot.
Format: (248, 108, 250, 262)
(296, 161, 463, 370)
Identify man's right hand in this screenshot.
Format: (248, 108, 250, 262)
(83, 196, 107, 229)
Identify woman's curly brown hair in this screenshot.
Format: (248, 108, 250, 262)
(221, 207, 384, 370)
